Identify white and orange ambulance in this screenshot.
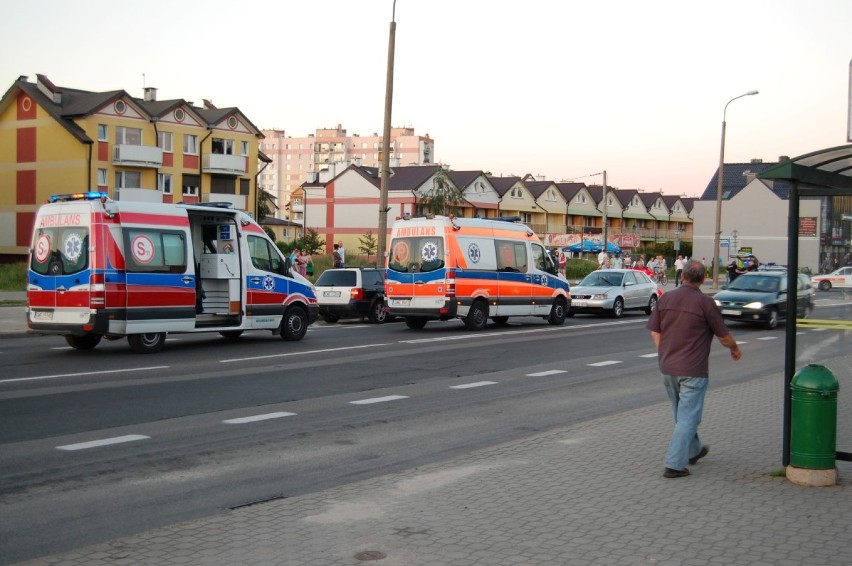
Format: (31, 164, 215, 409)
(27, 192, 318, 353)
(384, 215, 571, 330)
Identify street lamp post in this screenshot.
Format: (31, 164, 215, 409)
(376, 0, 397, 268)
(711, 90, 758, 289)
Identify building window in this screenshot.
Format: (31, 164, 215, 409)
(241, 141, 249, 156)
(211, 138, 234, 155)
(158, 131, 173, 153)
(115, 170, 141, 188)
(184, 134, 198, 155)
(97, 124, 108, 141)
(182, 174, 200, 196)
(158, 173, 173, 194)
(97, 168, 107, 186)
(115, 126, 142, 145)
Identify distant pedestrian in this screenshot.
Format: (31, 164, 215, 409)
(337, 240, 346, 268)
(647, 260, 742, 479)
(332, 244, 343, 268)
(674, 255, 685, 287)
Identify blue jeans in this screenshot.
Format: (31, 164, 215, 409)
(663, 375, 708, 470)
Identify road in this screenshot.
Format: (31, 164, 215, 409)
(1, 300, 849, 564)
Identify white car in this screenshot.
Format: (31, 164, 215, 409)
(811, 266, 852, 291)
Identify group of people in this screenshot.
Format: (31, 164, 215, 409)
(288, 248, 313, 277)
(594, 251, 688, 287)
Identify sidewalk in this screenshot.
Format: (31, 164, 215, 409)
(15, 372, 850, 566)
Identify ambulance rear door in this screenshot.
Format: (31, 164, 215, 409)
(28, 202, 93, 325)
(386, 230, 448, 312)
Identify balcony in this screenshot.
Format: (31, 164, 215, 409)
(203, 153, 246, 176)
(113, 144, 163, 168)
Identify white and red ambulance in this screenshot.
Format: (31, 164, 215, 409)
(27, 192, 318, 353)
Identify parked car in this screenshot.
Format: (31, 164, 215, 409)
(714, 271, 813, 329)
(568, 269, 659, 318)
(811, 266, 852, 291)
(314, 268, 390, 323)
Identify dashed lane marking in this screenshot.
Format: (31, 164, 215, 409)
(223, 412, 297, 424)
(588, 361, 622, 367)
(220, 343, 390, 363)
(526, 370, 567, 377)
(639, 353, 658, 358)
(350, 395, 409, 405)
(0, 366, 169, 385)
(450, 381, 498, 389)
(57, 434, 150, 451)
(758, 336, 779, 341)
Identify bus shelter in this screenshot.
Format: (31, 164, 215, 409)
(758, 144, 852, 466)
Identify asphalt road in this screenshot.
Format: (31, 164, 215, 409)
(1, 301, 850, 564)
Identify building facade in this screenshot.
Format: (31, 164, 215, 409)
(0, 74, 264, 260)
(259, 125, 434, 224)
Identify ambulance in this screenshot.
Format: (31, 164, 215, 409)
(384, 215, 571, 330)
(27, 192, 318, 353)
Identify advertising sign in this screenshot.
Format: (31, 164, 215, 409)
(799, 216, 817, 237)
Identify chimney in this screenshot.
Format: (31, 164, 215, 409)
(144, 87, 157, 102)
(778, 155, 790, 162)
(36, 74, 61, 104)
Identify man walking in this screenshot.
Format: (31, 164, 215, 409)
(646, 260, 742, 478)
(674, 254, 685, 287)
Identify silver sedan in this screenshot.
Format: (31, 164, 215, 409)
(568, 269, 660, 318)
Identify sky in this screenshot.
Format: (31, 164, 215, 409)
(2, 0, 850, 197)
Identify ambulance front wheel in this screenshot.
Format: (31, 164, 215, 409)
(548, 298, 568, 325)
(65, 334, 102, 350)
(281, 306, 308, 341)
(464, 300, 489, 331)
(128, 332, 167, 354)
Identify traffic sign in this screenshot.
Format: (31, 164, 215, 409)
(720, 238, 730, 247)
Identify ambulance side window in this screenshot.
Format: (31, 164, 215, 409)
(495, 240, 527, 272)
(248, 235, 286, 274)
(124, 229, 187, 273)
(531, 243, 556, 274)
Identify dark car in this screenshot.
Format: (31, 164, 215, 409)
(713, 271, 814, 329)
(315, 268, 389, 323)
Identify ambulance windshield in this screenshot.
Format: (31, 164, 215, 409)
(388, 236, 445, 273)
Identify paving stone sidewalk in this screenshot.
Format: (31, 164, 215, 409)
(16, 373, 851, 566)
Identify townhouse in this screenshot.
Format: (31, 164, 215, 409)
(0, 74, 265, 260)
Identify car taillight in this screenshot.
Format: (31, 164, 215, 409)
(90, 273, 106, 308)
(446, 270, 456, 297)
(351, 288, 364, 300)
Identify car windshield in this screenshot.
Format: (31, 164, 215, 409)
(728, 274, 780, 293)
(579, 271, 624, 287)
(388, 236, 445, 273)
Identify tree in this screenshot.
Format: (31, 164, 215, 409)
(359, 231, 378, 257)
(256, 188, 275, 220)
(299, 228, 325, 256)
(416, 169, 467, 217)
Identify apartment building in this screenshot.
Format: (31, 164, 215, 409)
(259, 124, 434, 223)
(0, 74, 264, 260)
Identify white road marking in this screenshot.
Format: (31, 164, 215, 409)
(451, 381, 498, 389)
(736, 340, 748, 344)
(221, 343, 390, 363)
(57, 434, 150, 451)
(0, 366, 169, 385)
(639, 353, 658, 358)
(811, 328, 828, 332)
(588, 360, 621, 367)
(223, 412, 296, 424)
(758, 336, 779, 341)
(398, 319, 646, 344)
(350, 395, 409, 405)
(526, 370, 567, 377)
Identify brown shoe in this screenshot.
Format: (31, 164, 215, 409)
(689, 446, 710, 465)
(663, 467, 690, 478)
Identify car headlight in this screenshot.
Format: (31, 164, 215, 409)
(714, 299, 721, 306)
(743, 301, 764, 309)
(592, 293, 609, 300)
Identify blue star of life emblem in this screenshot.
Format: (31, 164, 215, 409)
(467, 243, 481, 263)
(263, 275, 275, 291)
(421, 241, 439, 262)
(63, 232, 83, 262)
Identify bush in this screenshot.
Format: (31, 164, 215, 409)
(0, 263, 27, 291)
(565, 258, 598, 280)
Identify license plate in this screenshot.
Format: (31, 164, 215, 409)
(393, 299, 411, 306)
(572, 300, 588, 307)
(323, 291, 341, 297)
(32, 310, 53, 321)
(721, 309, 741, 316)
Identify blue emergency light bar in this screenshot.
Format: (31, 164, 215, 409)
(49, 191, 110, 203)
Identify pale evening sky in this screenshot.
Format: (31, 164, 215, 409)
(2, 0, 850, 197)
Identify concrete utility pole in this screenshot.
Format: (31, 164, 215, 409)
(376, 0, 397, 268)
(601, 170, 608, 254)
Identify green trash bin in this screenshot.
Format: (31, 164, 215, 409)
(790, 364, 839, 469)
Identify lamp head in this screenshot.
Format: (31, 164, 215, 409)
(746, 90, 759, 96)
